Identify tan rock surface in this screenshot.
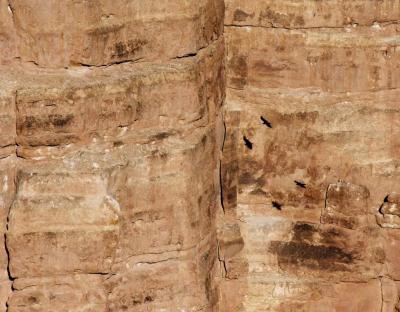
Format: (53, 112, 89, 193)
(220, 0, 400, 311)
(6, 0, 224, 68)
(1, 0, 400, 311)
(0, 1, 225, 311)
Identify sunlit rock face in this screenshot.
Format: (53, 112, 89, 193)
(220, 0, 400, 311)
(1, 0, 400, 311)
(0, 0, 225, 311)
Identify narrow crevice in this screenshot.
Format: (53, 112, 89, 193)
(4, 169, 18, 312)
(219, 119, 227, 213)
(4, 234, 13, 282)
(75, 57, 144, 69)
(173, 52, 197, 59)
(172, 38, 221, 61)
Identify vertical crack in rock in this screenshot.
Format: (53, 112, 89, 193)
(219, 119, 227, 213)
(4, 166, 17, 312)
(3, 89, 18, 312)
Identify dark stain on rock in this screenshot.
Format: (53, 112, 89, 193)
(229, 55, 248, 80)
(250, 188, 267, 196)
(295, 16, 305, 26)
(115, 42, 126, 57)
(28, 296, 39, 304)
(239, 172, 256, 185)
(271, 222, 356, 271)
(270, 241, 353, 268)
(150, 150, 168, 160)
(292, 222, 315, 242)
(19, 114, 74, 132)
(150, 132, 171, 141)
(22, 116, 36, 130)
(259, 8, 305, 27)
(113, 141, 124, 147)
(144, 296, 153, 303)
(254, 60, 289, 74)
(233, 9, 255, 22)
(49, 114, 74, 128)
(113, 39, 148, 59)
(239, 172, 265, 186)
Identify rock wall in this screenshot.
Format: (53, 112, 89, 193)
(1, 1, 400, 311)
(0, 0, 225, 311)
(220, 0, 400, 311)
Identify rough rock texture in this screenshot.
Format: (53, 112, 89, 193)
(220, 0, 400, 311)
(1, 0, 400, 311)
(0, 0, 224, 311)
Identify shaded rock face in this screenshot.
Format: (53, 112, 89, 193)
(220, 0, 400, 311)
(1, 0, 400, 311)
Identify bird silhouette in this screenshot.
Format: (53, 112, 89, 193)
(295, 180, 307, 188)
(260, 116, 272, 128)
(272, 201, 282, 210)
(243, 136, 253, 149)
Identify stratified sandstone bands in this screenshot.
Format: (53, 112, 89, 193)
(1, 0, 400, 311)
(221, 0, 400, 311)
(4, 0, 224, 68)
(225, 0, 400, 28)
(0, 1, 225, 311)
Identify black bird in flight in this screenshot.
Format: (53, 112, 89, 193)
(260, 116, 272, 128)
(243, 136, 253, 149)
(294, 180, 307, 189)
(272, 201, 282, 210)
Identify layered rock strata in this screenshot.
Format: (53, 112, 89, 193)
(1, 0, 400, 311)
(220, 0, 400, 311)
(0, 0, 225, 311)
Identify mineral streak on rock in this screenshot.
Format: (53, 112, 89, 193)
(1, 0, 400, 311)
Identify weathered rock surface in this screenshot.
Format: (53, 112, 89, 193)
(0, 1, 225, 311)
(220, 0, 400, 311)
(4, 0, 224, 68)
(1, 0, 400, 311)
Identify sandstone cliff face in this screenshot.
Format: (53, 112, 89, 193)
(220, 0, 400, 311)
(0, 0, 225, 311)
(1, 1, 400, 311)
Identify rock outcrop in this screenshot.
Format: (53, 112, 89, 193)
(1, 0, 400, 311)
(0, 0, 224, 311)
(220, 0, 400, 311)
